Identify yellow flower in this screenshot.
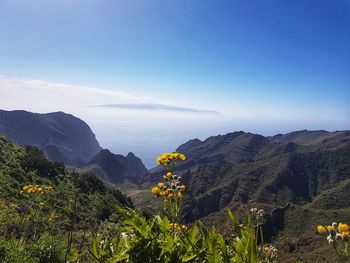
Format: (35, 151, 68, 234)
(166, 172, 173, 179)
(169, 223, 187, 231)
(48, 213, 58, 222)
(341, 232, 349, 240)
(179, 185, 186, 192)
(317, 225, 327, 235)
(158, 182, 164, 189)
(325, 225, 332, 232)
(179, 154, 186, 160)
(177, 191, 183, 199)
(151, 187, 160, 196)
(338, 223, 349, 233)
(166, 193, 175, 201)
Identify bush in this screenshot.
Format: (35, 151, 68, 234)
(30, 233, 66, 263)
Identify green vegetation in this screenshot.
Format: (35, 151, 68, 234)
(0, 136, 349, 262)
(0, 136, 131, 262)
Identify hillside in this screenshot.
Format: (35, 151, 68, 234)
(0, 136, 132, 262)
(0, 110, 102, 167)
(143, 130, 350, 261)
(148, 130, 350, 218)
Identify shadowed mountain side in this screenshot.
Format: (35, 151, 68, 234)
(83, 149, 149, 184)
(0, 110, 101, 166)
(269, 129, 350, 146)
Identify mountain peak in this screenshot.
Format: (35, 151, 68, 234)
(127, 152, 136, 157)
(87, 149, 148, 184)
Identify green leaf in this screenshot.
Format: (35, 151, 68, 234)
(227, 209, 242, 237)
(182, 253, 197, 262)
(218, 234, 230, 263)
(246, 231, 258, 263)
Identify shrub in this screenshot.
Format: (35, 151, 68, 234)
(30, 233, 66, 263)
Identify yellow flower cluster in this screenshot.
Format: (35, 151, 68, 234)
(157, 152, 185, 166)
(21, 184, 54, 195)
(169, 223, 187, 232)
(339, 223, 350, 233)
(151, 182, 186, 201)
(317, 222, 349, 242)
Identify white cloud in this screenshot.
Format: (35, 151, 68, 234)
(0, 75, 154, 112)
(0, 75, 225, 167)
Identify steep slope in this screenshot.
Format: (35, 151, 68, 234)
(146, 130, 350, 262)
(0, 110, 102, 166)
(83, 149, 149, 184)
(0, 136, 134, 261)
(148, 130, 350, 220)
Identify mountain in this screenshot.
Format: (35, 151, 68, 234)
(0, 110, 102, 166)
(149, 130, 350, 216)
(146, 130, 350, 262)
(83, 149, 149, 184)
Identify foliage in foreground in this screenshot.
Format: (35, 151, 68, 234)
(89, 152, 278, 263)
(0, 136, 131, 262)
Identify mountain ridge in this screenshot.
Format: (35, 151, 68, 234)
(147, 129, 350, 221)
(0, 109, 102, 166)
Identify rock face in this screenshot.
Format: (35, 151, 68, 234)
(149, 130, 350, 223)
(85, 149, 149, 184)
(0, 110, 102, 166)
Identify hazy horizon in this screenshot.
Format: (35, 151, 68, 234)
(1, 1, 349, 167)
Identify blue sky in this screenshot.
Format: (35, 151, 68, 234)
(0, 0, 349, 167)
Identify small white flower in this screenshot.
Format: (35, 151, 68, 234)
(332, 222, 338, 231)
(327, 234, 334, 244)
